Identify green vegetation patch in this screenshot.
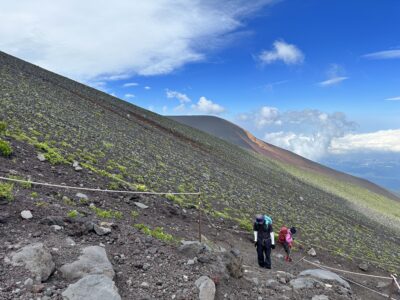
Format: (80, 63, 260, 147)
(35, 142, 67, 165)
(0, 139, 12, 157)
(67, 209, 79, 218)
(0, 121, 7, 133)
(90, 205, 123, 219)
(134, 223, 177, 243)
(0, 182, 14, 202)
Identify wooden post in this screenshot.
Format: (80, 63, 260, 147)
(198, 190, 202, 243)
(388, 277, 395, 299)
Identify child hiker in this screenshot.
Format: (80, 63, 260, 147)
(278, 226, 297, 262)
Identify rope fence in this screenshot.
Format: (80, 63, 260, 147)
(0, 176, 200, 195)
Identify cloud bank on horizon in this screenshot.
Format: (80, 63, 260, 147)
(236, 107, 400, 161)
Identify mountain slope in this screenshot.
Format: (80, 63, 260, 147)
(169, 115, 399, 203)
(1, 50, 399, 276)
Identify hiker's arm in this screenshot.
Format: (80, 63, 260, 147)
(270, 225, 275, 245)
(253, 223, 258, 241)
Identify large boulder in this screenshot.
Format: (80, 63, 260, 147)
(290, 277, 323, 290)
(178, 241, 210, 258)
(195, 276, 216, 300)
(10, 243, 55, 282)
(62, 274, 121, 300)
(299, 269, 350, 289)
(60, 246, 114, 281)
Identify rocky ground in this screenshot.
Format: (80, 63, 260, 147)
(1, 140, 398, 300)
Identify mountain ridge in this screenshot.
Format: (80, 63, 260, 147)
(169, 115, 399, 202)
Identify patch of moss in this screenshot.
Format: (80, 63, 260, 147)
(134, 224, 177, 243)
(90, 205, 123, 219)
(67, 209, 79, 218)
(0, 182, 14, 202)
(0, 139, 12, 157)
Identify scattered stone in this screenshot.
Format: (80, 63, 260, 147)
(32, 284, 45, 293)
(51, 225, 63, 231)
(21, 210, 33, 220)
(376, 281, 390, 289)
(195, 276, 216, 300)
(187, 259, 196, 265)
(290, 277, 322, 290)
(65, 237, 76, 247)
(178, 241, 210, 258)
(10, 242, 55, 282)
(37, 153, 46, 162)
(299, 269, 350, 289)
(307, 248, 317, 257)
(62, 274, 121, 300)
(134, 202, 149, 209)
(60, 246, 115, 280)
(76, 193, 88, 200)
(94, 224, 111, 236)
(312, 296, 329, 300)
(141, 282, 150, 288)
(358, 263, 369, 272)
(0, 212, 10, 223)
(24, 278, 33, 289)
(40, 216, 65, 226)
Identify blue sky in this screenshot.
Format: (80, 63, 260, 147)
(1, 0, 400, 191)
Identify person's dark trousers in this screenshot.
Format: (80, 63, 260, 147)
(283, 242, 290, 256)
(257, 239, 272, 268)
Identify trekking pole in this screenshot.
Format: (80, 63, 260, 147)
(198, 189, 202, 243)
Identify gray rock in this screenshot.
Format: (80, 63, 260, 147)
(76, 193, 88, 200)
(195, 276, 216, 300)
(134, 202, 149, 209)
(10, 243, 55, 282)
(24, 278, 33, 288)
(21, 210, 33, 220)
(376, 281, 390, 288)
(358, 263, 369, 272)
(265, 279, 279, 289)
(62, 274, 121, 300)
(40, 216, 65, 226)
(312, 296, 329, 300)
(75, 166, 83, 171)
(37, 153, 46, 162)
(307, 248, 317, 256)
(65, 238, 76, 247)
(94, 224, 111, 236)
(299, 269, 350, 289)
(179, 241, 210, 258)
(0, 212, 10, 223)
(51, 225, 63, 231)
(73, 161, 80, 168)
(290, 277, 322, 290)
(60, 246, 115, 280)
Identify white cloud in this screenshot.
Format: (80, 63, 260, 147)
(385, 96, 400, 101)
(363, 49, 400, 60)
(144, 86, 151, 90)
(191, 96, 225, 115)
(330, 129, 400, 154)
(124, 93, 135, 99)
(148, 105, 155, 111)
(318, 76, 348, 87)
(0, 0, 274, 82)
(258, 40, 304, 65)
(123, 82, 139, 87)
(173, 103, 186, 112)
(166, 89, 191, 103)
(162, 106, 168, 113)
(237, 108, 356, 160)
(318, 64, 348, 87)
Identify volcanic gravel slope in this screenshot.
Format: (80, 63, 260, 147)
(0, 50, 399, 298)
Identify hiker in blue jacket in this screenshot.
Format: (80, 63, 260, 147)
(253, 214, 275, 269)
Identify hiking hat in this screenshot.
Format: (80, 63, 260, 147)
(256, 214, 264, 224)
(290, 227, 297, 234)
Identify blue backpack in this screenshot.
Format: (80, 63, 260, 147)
(263, 215, 272, 225)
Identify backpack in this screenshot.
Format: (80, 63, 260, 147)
(263, 215, 272, 226)
(278, 226, 288, 244)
